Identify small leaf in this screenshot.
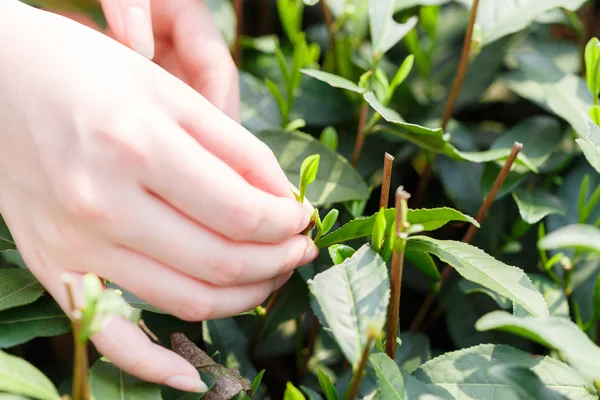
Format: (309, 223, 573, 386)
(308, 245, 390, 368)
(300, 69, 364, 93)
(406, 237, 549, 317)
(512, 188, 567, 224)
(476, 311, 600, 382)
(317, 369, 338, 400)
(320, 209, 339, 236)
(284, 382, 306, 400)
(251, 370, 265, 395)
(371, 208, 387, 252)
(90, 360, 162, 399)
(0, 349, 60, 400)
(538, 224, 600, 254)
(576, 121, 600, 174)
(320, 126, 339, 151)
(389, 54, 415, 95)
(488, 364, 570, 400)
(369, 352, 434, 399)
(301, 386, 324, 400)
(327, 244, 356, 265)
(585, 37, 600, 97)
(0, 269, 44, 312)
(589, 105, 600, 125)
(368, 0, 418, 58)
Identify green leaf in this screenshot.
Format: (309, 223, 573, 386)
(538, 224, 600, 254)
(300, 386, 324, 400)
(405, 249, 440, 281)
(24, 0, 107, 29)
(0, 269, 44, 312)
(389, 54, 415, 95)
(320, 209, 339, 236)
(594, 273, 600, 321)
(406, 237, 549, 317)
(277, 0, 304, 43)
(369, 352, 436, 400)
(317, 369, 338, 400)
(254, 129, 369, 206)
(576, 121, 600, 174)
(458, 280, 512, 310)
(504, 49, 593, 138)
(327, 245, 356, 265)
(414, 343, 596, 399)
(299, 154, 320, 201)
(0, 298, 71, 348)
(589, 105, 600, 125)
(368, 0, 418, 58)
(90, 360, 161, 399)
(585, 37, 600, 97)
(320, 126, 338, 151)
(0, 349, 60, 400)
(0, 216, 15, 252)
(240, 71, 282, 132)
(260, 273, 309, 340)
(300, 69, 364, 93)
(395, 332, 431, 374)
(458, 0, 587, 46)
(513, 188, 567, 224)
(284, 382, 306, 400)
(318, 207, 478, 248)
(308, 245, 390, 368)
(371, 208, 387, 252)
(487, 364, 570, 400)
(476, 311, 600, 383)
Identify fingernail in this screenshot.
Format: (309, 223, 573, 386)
(300, 241, 319, 265)
(165, 375, 208, 393)
(124, 6, 154, 59)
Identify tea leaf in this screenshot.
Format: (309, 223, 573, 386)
(389, 54, 415, 95)
(576, 121, 600, 175)
(594, 274, 600, 321)
(320, 209, 339, 236)
(0, 217, 15, 252)
(0, 349, 60, 400)
(308, 245, 390, 368)
(538, 224, 600, 254)
(0, 298, 70, 348)
(240, 71, 282, 132)
(255, 129, 369, 206)
(406, 237, 549, 317)
(405, 249, 440, 281)
(327, 244, 356, 265)
(585, 37, 600, 97)
(395, 332, 431, 374)
(317, 369, 338, 400)
(301, 386, 324, 400)
(260, 273, 309, 340)
(299, 155, 320, 201)
(369, 352, 436, 399)
(371, 208, 386, 252)
(284, 382, 306, 400)
(318, 207, 478, 248)
(458, 280, 512, 310)
(488, 365, 570, 400)
(414, 343, 596, 399)
(300, 69, 364, 93)
(320, 127, 338, 151)
(368, 0, 418, 59)
(277, 0, 304, 44)
(512, 188, 567, 224)
(0, 269, 44, 312)
(90, 360, 162, 399)
(476, 311, 600, 383)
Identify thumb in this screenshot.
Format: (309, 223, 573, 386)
(100, 0, 154, 60)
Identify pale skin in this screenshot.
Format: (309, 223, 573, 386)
(0, 0, 318, 393)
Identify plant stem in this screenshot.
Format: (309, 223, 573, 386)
(351, 103, 369, 167)
(385, 188, 410, 359)
(300, 314, 319, 376)
(380, 153, 394, 209)
(410, 162, 433, 208)
(440, 0, 480, 130)
(233, 0, 243, 67)
(320, 0, 336, 73)
(346, 336, 374, 400)
(409, 142, 523, 332)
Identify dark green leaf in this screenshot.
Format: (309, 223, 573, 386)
(261, 273, 309, 339)
(0, 269, 44, 312)
(90, 360, 162, 399)
(405, 249, 440, 281)
(308, 245, 389, 368)
(594, 273, 600, 321)
(538, 224, 600, 254)
(0, 349, 60, 400)
(406, 237, 549, 317)
(107, 283, 167, 314)
(300, 69, 363, 93)
(300, 386, 324, 400)
(240, 71, 282, 132)
(254, 130, 369, 206)
(291, 76, 355, 126)
(395, 332, 431, 373)
(487, 365, 569, 400)
(0, 298, 71, 348)
(317, 369, 338, 400)
(369, 352, 439, 399)
(513, 188, 567, 224)
(0, 216, 15, 252)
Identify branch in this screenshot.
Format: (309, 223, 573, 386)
(380, 153, 395, 209)
(351, 103, 369, 167)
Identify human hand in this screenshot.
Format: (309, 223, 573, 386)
(0, 1, 316, 392)
(53, 0, 239, 120)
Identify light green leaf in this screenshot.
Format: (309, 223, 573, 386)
(476, 311, 600, 383)
(504, 49, 593, 138)
(513, 188, 567, 224)
(371, 209, 387, 252)
(327, 244, 356, 265)
(389, 54, 415, 95)
(457, 0, 587, 46)
(317, 369, 338, 400)
(0, 349, 60, 400)
(368, 0, 418, 57)
(240, 71, 282, 132)
(300, 69, 364, 93)
(318, 207, 478, 248)
(0, 298, 71, 348)
(284, 382, 306, 400)
(254, 129, 369, 206)
(539, 224, 600, 254)
(488, 365, 570, 400)
(0, 269, 44, 312)
(320, 126, 338, 151)
(320, 209, 339, 236)
(414, 343, 596, 399)
(406, 237, 549, 317)
(90, 360, 161, 399)
(585, 37, 600, 97)
(308, 245, 390, 368)
(370, 352, 439, 400)
(300, 154, 320, 201)
(576, 121, 600, 174)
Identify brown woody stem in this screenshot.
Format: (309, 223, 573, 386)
(351, 103, 369, 167)
(321, 0, 336, 72)
(346, 336, 375, 400)
(440, 0, 481, 130)
(233, 0, 243, 67)
(409, 142, 523, 332)
(385, 188, 410, 359)
(380, 153, 394, 209)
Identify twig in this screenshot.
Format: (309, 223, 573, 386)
(346, 336, 375, 400)
(299, 314, 319, 377)
(409, 142, 523, 332)
(320, 0, 336, 72)
(351, 103, 369, 166)
(385, 188, 411, 359)
(233, 0, 244, 67)
(440, 0, 481, 130)
(380, 153, 394, 209)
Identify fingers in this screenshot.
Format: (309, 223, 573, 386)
(113, 189, 317, 286)
(100, 0, 154, 59)
(142, 117, 310, 243)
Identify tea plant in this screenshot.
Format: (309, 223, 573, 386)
(3, 0, 600, 399)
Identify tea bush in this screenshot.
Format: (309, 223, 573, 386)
(3, 0, 600, 399)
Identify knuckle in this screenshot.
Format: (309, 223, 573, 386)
(226, 202, 263, 240)
(60, 176, 109, 223)
(94, 116, 150, 171)
(210, 256, 246, 287)
(177, 296, 214, 322)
